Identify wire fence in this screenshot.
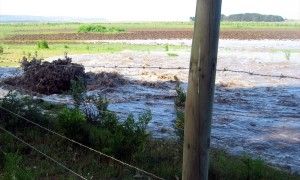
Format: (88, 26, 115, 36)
(0, 104, 165, 179)
(0, 60, 299, 179)
(2, 64, 300, 80)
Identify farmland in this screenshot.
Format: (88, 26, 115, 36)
(0, 21, 300, 179)
(0, 21, 300, 66)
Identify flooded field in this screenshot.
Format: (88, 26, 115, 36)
(0, 39, 299, 173)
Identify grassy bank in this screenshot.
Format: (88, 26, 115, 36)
(0, 43, 189, 66)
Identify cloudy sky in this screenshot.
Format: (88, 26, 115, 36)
(0, 0, 299, 21)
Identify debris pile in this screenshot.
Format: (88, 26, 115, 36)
(5, 57, 86, 94)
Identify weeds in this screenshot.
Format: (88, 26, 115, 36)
(36, 40, 49, 49)
(57, 108, 87, 142)
(167, 53, 178, 57)
(0, 46, 3, 54)
(165, 45, 169, 51)
(78, 24, 125, 33)
(70, 78, 86, 107)
(1, 152, 34, 180)
(284, 50, 291, 60)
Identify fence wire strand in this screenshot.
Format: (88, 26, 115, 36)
(0, 105, 164, 180)
(0, 126, 88, 180)
(18, 63, 300, 80)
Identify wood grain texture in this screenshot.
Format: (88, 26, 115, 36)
(182, 0, 222, 179)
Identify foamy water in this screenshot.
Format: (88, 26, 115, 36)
(1, 39, 299, 173)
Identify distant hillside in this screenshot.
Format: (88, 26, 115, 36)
(190, 13, 285, 22)
(0, 15, 105, 23)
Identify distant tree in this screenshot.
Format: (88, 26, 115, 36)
(190, 13, 285, 22)
(221, 14, 226, 21)
(223, 13, 285, 22)
(190, 17, 195, 21)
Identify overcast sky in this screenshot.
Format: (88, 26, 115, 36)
(0, 0, 299, 21)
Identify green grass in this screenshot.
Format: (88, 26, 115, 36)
(36, 40, 49, 49)
(220, 21, 300, 29)
(1, 21, 299, 39)
(0, 43, 189, 67)
(167, 53, 179, 57)
(78, 24, 125, 33)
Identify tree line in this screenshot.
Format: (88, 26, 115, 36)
(190, 13, 285, 22)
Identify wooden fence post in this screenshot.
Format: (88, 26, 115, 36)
(182, 0, 222, 179)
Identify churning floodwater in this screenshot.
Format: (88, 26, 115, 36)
(0, 39, 299, 173)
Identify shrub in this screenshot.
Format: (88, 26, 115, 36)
(70, 78, 86, 107)
(57, 108, 88, 142)
(2, 153, 34, 179)
(174, 83, 186, 141)
(78, 24, 125, 33)
(36, 40, 49, 49)
(94, 110, 151, 160)
(174, 86, 186, 108)
(0, 92, 50, 131)
(165, 45, 169, 51)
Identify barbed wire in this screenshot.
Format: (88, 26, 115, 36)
(4, 64, 298, 80)
(0, 105, 164, 180)
(0, 126, 87, 180)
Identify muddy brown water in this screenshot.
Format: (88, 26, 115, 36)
(0, 39, 299, 174)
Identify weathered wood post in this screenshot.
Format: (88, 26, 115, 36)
(182, 0, 222, 179)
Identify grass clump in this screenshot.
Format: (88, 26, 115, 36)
(0, 152, 34, 180)
(78, 24, 125, 33)
(284, 50, 291, 60)
(36, 40, 49, 49)
(0, 45, 3, 54)
(167, 53, 179, 57)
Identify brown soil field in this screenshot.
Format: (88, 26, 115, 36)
(5, 29, 300, 42)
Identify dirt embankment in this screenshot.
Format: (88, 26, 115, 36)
(5, 29, 300, 42)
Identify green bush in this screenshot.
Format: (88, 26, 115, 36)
(174, 84, 186, 141)
(0, 92, 50, 131)
(78, 24, 125, 33)
(2, 153, 34, 180)
(57, 108, 88, 142)
(88, 110, 151, 160)
(36, 40, 49, 49)
(70, 78, 86, 107)
(174, 86, 186, 108)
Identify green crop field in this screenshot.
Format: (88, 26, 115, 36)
(0, 21, 299, 39)
(0, 21, 299, 66)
